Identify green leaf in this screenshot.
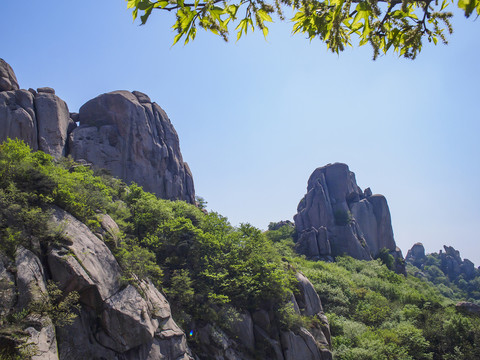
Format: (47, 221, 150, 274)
(257, 9, 273, 23)
(262, 26, 269, 38)
(458, 0, 480, 16)
(127, 0, 140, 9)
(153, 1, 169, 8)
(173, 32, 183, 45)
(138, 1, 152, 10)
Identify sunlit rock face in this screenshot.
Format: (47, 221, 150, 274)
(0, 59, 195, 203)
(69, 90, 195, 203)
(294, 163, 404, 272)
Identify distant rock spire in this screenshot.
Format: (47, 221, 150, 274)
(294, 163, 405, 273)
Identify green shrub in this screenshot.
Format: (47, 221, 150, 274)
(334, 209, 352, 226)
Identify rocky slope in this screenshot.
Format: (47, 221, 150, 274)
(0, 205, 332, 360)
(0, 59, 332, 360)
(0, 208, 194, 360)
(0, 59, 194, 203)
(294, 163, 404, 272)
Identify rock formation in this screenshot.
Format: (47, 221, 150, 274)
(0, 205, 332, 360)
(0, 207, 194, 360)
(0, 59, 19, 91)
(193, 272, 332, 360)
(0, 59, 194, 203)
(294, 163, 404, 271)
(69, 90, 194, 202)
(0, 59, 332, 360)
(406, 243, 478, 281)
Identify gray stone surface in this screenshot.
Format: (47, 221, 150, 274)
(281, 328, 322, 360)
(406, 244, 478, 281)
(69, 90, 195, 203)
(0, 90, 38, 149)
(456, 301, 480, 316)
(0, 59, 19, 91)
(15, 247, 47, 310)
(25, 319, 59, 360)
(37, 87, 55, 94)
(34, 91, 70, 158)
(14, 247, 59, 360)
(48, 207, 193, 359)
(48, 207, 122, 307)
(295, 273, 323, 316)
(294, 163, 402, 268)
(98, 285, 158, 352)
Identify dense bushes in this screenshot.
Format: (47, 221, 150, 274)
(0, 140, 297, 338)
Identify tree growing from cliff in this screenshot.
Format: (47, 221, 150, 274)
(126, 0, 478, 59)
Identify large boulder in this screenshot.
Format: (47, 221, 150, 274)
(69, 90, 195, 203)
(48, 208, 122, 308)
(0, 60, 196, 204)
(48, 207, 193, 359)
(0, 59, 19, 92)
(14, 247, 59, 360)
(0, 89, 38, 149)
(294, 163, 402, 268)
(34, 88, 71, 158)
(405, 243, 426, 267)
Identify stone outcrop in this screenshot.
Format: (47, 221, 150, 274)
(48, 208, 193, 359)
(456, 301, 480, 316)
(69, 90, 194, 202)
(294, 163, 404, 270)
(35, 88, 71, 158)
(405, 243, 426, 268)
(406, 243, 479, 281)
(0, 247, 59, 360)
(0, 59, 195, 203)
(194, 272, 332, 360)
(0, 59, 19, 91)
(0, 207, 194, 360)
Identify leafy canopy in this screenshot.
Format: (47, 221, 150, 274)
(126, 0, 479, 59)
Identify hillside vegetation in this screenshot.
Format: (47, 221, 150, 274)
(266, 224, 480, 359)
(1, 139, 479, 359)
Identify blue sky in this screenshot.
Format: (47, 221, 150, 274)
(2, 1, 479, 265)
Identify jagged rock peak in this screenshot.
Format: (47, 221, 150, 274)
(406, 244, 477, 281)
(0, 60, 195, 203)
(405, 242, 426, 266)
(294, 163, 404, 271)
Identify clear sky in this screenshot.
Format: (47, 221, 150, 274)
(2, 1, 479, 265)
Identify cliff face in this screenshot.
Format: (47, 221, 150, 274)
(294, 163, 404, 271)
(0, 59, 332, 360)
(0, 59, 195, 203)
(0, 208, 194, 360)
(0, 207, 332, 360)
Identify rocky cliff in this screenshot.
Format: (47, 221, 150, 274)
(0, 206, 332, 360)
(0, 59, 332, 360)
(0, 59, 194, 203)
(294, 163, 404, 272)
(0, 208, 194, 360)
